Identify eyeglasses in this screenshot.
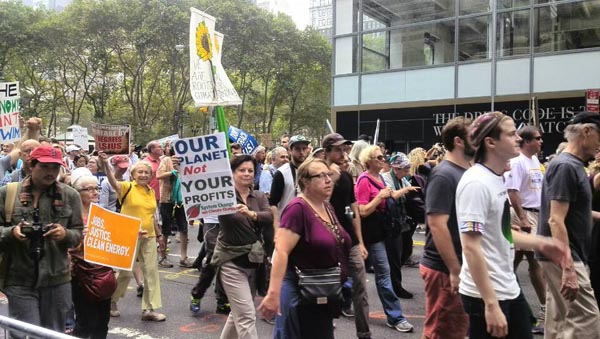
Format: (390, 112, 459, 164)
(78, 186, 101, 193)
(372, 155, 385, 161)
(308, 172, 334, 180)
(533, 136, 543, 141)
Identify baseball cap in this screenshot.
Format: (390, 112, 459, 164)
(390, 153, 410, 169)
(321, 133, 353, 149)
(66, 145, 81, 153)
(110, 155, 130, 169)
(569, 111, 600, 129)
(289, 135, 310, 148)
(30, 146, 65, 165)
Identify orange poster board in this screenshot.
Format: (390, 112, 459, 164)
(84, 203, 141, 271)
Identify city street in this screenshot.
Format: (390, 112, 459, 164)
(0, 224, 543, 339)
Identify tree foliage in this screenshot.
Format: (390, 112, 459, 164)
(0, 0, 331, 145)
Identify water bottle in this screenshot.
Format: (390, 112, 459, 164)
(345, 206, 354, 223)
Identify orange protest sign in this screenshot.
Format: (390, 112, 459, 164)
(84, 203, 141, 271)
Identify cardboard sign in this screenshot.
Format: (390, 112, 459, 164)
(72, 125, 89, 150)
(173, 132, 237, 220)
(91, 123, 130, 155)
(0, 82, 21, 143)
(189, 8, 241, 106)
(84, 203, 141, 271)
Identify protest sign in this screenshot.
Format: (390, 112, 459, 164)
(189, 8, 241, 107)
(173, 132, 237, 220)
(0, 82, 21, 143)
(91, 123, 130, 155)
(72, 125, 89, 150)
(155, 134, 179, 147)
(228, 126, 259, 155)
(84, 203, 141, 271)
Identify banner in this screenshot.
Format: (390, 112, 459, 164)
(173, 132, 237, 220)
(155, 134, 179, 147)
(0, 82, 21, 143)
(91, 123, 130, 155)
(189, 8, 242, 107)
(72, 125, 89, 150)
(84, 204, 141, 271)
(228, 126, 259, 155)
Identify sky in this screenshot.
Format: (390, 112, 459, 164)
(276, 0, 310, 29)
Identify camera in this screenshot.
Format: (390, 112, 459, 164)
(21, 210, 52, 262)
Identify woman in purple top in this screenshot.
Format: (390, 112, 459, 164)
(259, 158, 351, 339)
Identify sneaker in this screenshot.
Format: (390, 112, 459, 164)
(110, 302, 120, 317)
(386, 319, 414, 333)
(341, 306, 355, 317)
(216, 302, 231, 314)
(403, 258, 420, 267)
(397, 287, 413, 299)
(179, 258, 195, 268)
(136, 284, 144, 297)
(190, 298, 201, 315)
(532, 323, 544, 335)
(158, 257, 174, 268)
(141, 309, 166, 321)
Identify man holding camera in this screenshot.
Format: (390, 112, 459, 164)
(0, 145, 83, 337)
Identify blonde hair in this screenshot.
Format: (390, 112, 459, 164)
(408, 148, 426, 176)
(130, 161, 153, 179)
(358, 145, 381, 169)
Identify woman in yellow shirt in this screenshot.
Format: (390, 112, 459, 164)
(100, 152, 167, 322)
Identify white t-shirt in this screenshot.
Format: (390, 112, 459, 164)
(456, 163, 520, 300)
(504, 153, 543, 209)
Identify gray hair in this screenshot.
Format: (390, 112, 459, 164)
(72, 176, 97, 191)
(349, 140, 370, 162)
(564, 123, 597, 143)
(270, 146, 287, 160)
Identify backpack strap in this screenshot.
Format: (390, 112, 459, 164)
(5, 182, 19, 225)
(116, 183, 133, 212)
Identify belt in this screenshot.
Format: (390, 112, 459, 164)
(523, 207, 539, 213)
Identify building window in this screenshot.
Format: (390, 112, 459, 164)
(460, 0, 492, 15)
(459, 15, 491, 61)
(497, 10, 530, 57)
(362, 31, 390, 72)
(534, 0, 600, 53)
(362, 0, 455, 28)
(497, 0, 530, 9)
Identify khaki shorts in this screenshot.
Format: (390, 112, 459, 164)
(510, 207, 539, 252)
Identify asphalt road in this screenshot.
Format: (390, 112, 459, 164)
(0, 224, 543, 339)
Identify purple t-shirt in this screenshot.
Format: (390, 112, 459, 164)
(280, 197, 351, 281)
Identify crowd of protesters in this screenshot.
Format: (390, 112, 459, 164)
(1, 112, 600, 339)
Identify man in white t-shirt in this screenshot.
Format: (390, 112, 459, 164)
(456, 112, 565, 338)
(504, 125, 546, 329)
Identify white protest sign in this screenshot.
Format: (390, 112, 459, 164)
(0, 82, 21, 143)
(173, 132, 237, 220)
(155, 134, 179, 147)
(189, 8, 241, 107)
(72, 125, 89, 150)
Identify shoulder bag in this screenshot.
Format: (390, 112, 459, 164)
(295, 200, 343, 307)
(72, 257, 117, 302)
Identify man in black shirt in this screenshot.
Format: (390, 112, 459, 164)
(323, 133, 372, 339)
(420, 117, 475, 339)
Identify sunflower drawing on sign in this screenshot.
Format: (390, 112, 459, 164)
(195, 21, 212, 61)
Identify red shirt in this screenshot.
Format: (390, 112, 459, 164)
(146, 155, 161, 201)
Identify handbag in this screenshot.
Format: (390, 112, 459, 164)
(295, 199, 343, 306)
(295, 265, 342, 305)
(72, 257, 117, 302)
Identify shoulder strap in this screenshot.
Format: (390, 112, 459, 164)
(118, 183, 133, 207)
(5, 183, 19, 224)
(358, 174, 385, 190)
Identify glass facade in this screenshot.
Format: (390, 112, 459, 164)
(334, 0, 600, 75)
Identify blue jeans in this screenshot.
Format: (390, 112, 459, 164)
(368, 241, 405, 325)
(274, 268, 334, 339)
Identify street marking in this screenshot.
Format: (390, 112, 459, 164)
(164, 268, 198, 280)
(414, 240, 424, 246)
(108, 327, 170, 338)
(369, 311, 425, 319)
(180, 314, 227, 334)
